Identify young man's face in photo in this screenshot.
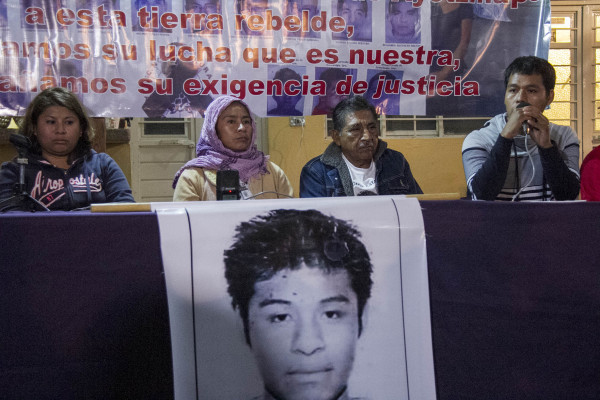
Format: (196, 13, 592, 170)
(286, 0, 318, 16)
(273, 70, 302, 111)
(284, 0, 319, 38)
(273, 92, 301, 112)
(244, 0, 268, 15)
(339, 0, 367, 38)
(238, 0, 269, 35)
(320, 78, 347, 111)
(247, 263, 360, 400)
(365, 74, 399, 115)
(389, 1, 419, 38)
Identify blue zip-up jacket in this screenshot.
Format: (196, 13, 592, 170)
(300, 140, 422, 197)
(0, 150, 134, 210)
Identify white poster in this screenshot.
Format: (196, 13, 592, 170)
(157, 196, 435, 400)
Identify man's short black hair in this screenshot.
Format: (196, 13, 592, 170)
(366, 71, 397, 97)
(388, 0, 413, 13)
(337, 0, 368, 15)
(224, 209, 373, 345)
(332, 95, 378, 132)
(504, 56, 556, 95)
(185, 0, 218, 7)
(272, 68, 302, 103)
(319, 67, 348, 90)
(273, 67, 301, 83)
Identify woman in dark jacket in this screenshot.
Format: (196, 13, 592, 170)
(0, 87, 134, 210)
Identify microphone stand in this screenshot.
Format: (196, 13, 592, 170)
(0, 134, 49, 212)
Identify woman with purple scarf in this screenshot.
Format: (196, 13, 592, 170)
(172, 95, 293, 201)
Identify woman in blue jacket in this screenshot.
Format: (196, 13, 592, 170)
(0, 87, 134, 210)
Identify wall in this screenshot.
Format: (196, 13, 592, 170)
(106, 143, 132, 184)
(267, 116, 467, 197)
(0, 144, 16, 164)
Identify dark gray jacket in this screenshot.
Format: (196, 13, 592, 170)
(300, 140, 422, 197)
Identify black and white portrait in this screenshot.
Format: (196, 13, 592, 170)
(332, 0, 372, 42)
(156, 197, 435, 400)
(386, 0, 421, 44)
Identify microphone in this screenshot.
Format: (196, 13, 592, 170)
(516, 101, 530, 135)
(216, 170, 240, 200)
(9, 133, 31, 150)
(0, 134, 50, 212)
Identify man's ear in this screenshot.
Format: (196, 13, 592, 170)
(545, 89, 555, 109)
(332, 130, 341, 146)
(358, 302, 370, 338)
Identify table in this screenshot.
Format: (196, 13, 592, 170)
(423, 201, 600, 400)
(0, 211, 173, 399)
(2, 201, 599, 399)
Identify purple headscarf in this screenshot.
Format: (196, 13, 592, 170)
(172, 96, 269, 188)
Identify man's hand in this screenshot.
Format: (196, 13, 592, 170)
(524, 106, 552, 148)
(501, 104, 552, 149)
